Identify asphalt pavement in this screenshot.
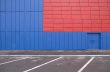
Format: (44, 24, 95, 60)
(0, 56, 109, 72)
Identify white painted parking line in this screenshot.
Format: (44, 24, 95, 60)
(77, 57, 95, 72)
(0, 57, 28, 66)
(0, 55, 110, 57)
(23, 57, 63, 72)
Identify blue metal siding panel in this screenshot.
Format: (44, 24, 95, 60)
(87, 33, 101, 49)
(15, 13, 20, 31)
(0, 13, 41, 32)
(11, 32, 16, 49)
(51, 33, 56, 49)
(77, 33, 82, 49)
(11, 0, 16, 11)
(39, 12, 43, 31)
(0, 13, 2, 48)
(30, 13, 35, 31)
(11, 13, 16, 31)
(99, 32, 110, 50)
(0, 32, 110, 50)
(0, 0, 41, 11)
(6, 32, 12, 49)
(101, 33, 107, 50)
(1, 32, 5, 49)
(0, 0, 5, 11)
(6, 0, 12, 11)
(30, 32, 35, 49)
(106, 33, 110, 49)
(1, 13, 5, 31)
(38, 32, 44, 49)
(35, 32, 40, 49)
(6, 13, 11, 31)
(24, 13, 31, 31)
(39, 0, 43, 11)
(46, 33, 52, 49)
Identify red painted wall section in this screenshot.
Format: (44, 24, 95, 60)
(43, 0, 110, 32)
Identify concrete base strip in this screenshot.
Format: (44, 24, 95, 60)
(23, 57, 63, 72)
(0, 57, 28, 66)
(77, 57, 95, 72)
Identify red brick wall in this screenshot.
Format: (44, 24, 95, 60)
(44, 0, 110, 32)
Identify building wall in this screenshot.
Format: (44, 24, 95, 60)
(0, 0, 110, 50)
(44, 0, 110, 32)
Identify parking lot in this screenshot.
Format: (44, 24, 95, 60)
(0, 55, 110, 72)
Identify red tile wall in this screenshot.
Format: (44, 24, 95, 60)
(43, 0, 110, 32)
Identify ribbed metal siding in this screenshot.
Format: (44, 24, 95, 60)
(44, 0, 110, 32)
(0, 0, 110, 50)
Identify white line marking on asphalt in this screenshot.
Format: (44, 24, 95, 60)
(23, 57, 63, 72)
(77, 57, 95, 72)
(0, 57, 28, 66)
(0, 55, 110, 57)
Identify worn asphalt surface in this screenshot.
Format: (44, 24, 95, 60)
(0, 56, 110, 72)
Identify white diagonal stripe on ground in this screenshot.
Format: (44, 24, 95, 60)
(0, 57, 29, 66)
(77, 57, 95, 72)
(23, 57, 63, 72)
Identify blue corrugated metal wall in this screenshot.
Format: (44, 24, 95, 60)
(0, 0, 110, 50)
